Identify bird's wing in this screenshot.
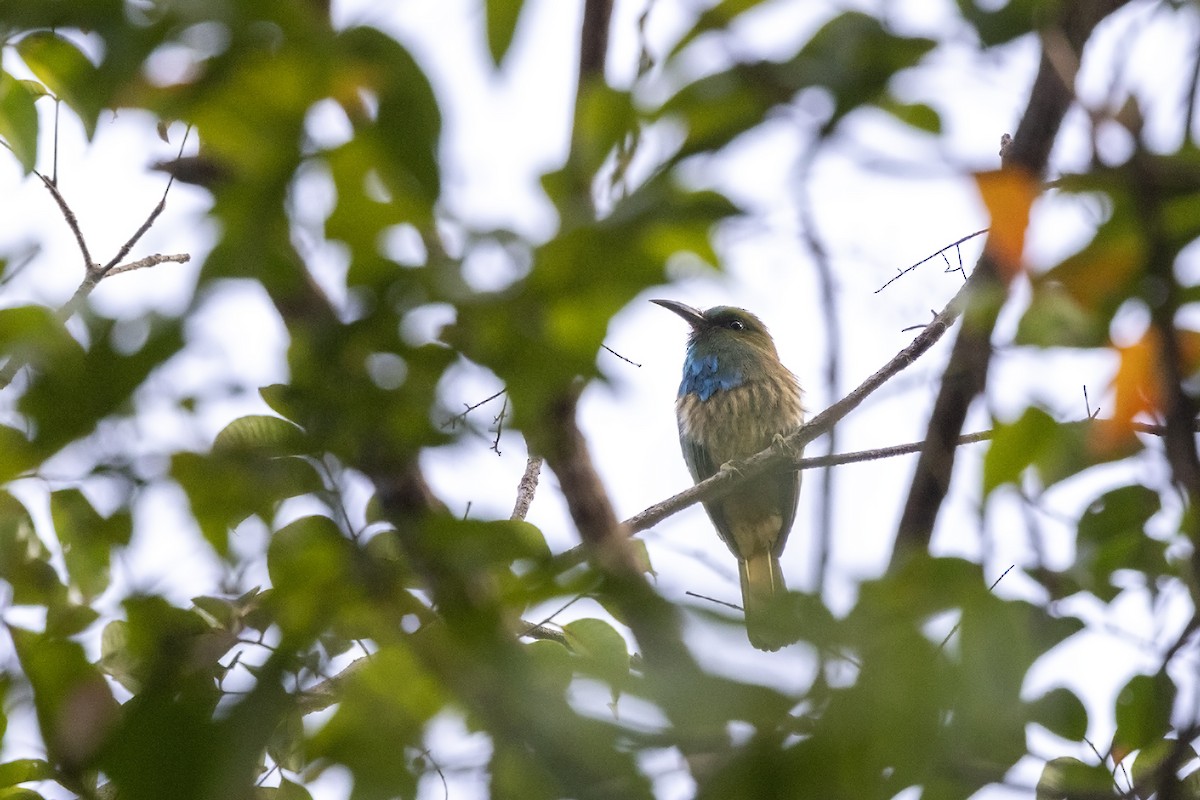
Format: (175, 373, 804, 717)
(771, 469, 801, 558)
(680, 431, 743, 555)
(679, 430, 716, 484)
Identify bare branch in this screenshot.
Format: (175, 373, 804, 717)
(37, 171, 93, 271)
(578, 0, 613, 92)
(539, 389, 639, 575)
(511, 456, 543, 521)
(553, 275, 972, 571)
(442, 389, 506, 430)
(517, 618, 570, 646)
(104, 252, 191, 277)
(490, 393, 508, 455)
(892, 0, 1134, 569)
(601, 344, 641, 367)
(875, 228, 988, 293)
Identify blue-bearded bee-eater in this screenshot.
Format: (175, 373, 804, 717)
(653, 299, 803, 651)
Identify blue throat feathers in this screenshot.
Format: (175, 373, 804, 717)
(680, 352, 744, 401)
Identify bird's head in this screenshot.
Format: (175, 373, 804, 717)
(651, 299, 780, 360)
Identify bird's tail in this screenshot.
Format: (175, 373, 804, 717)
(739, 553, 795, 651)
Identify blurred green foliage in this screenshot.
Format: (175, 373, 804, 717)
(0, 1, 1196, 799)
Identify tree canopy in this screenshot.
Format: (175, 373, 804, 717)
(0, 1, 1198, 799)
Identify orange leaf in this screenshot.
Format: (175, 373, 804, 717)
(974, 168, 1038, 282)
(1092, 329, 1164, 452)
(1039, 222, 1143, 313)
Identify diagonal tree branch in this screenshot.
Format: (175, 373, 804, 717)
(552, 274, 972, 571)
(890, 0, 1133, 570)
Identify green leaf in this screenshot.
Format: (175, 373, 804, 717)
(258, 384, 303, 423)
(1016, 280, 1109, 348)
(336, 26, 441, 215)
(669, 0, 773, 56)
(956, 0, 1040, 47)
(100, 597, 237, 697)
(948, 593, 1083, 771)
(309, 646, 444, 799)
(0, 788, 46, 800)
(855, 555, 985, 622)
(0, 425, 37, 487)
(0, 759, 54, 787)
(50, 488, 132, 601)
(1131, 739, 1199, 799)
(525, 639, 574, 698)
(569, 83, 638, 179)
(563, 618, 630, 693)
(277, 779, 314, 800)
(15, 31, 101, 138)
(0, 492, 65, 608)
(1074, 485, 1165, 602)
(1036, 756, 1115, 800)
(0, 72, 39, 173)
(266, 515, 357, 640)
(878, 99, 942, 133)
(658, 11, 935, 156)
(191, 595, 239, 629)
(172, 450, 323, 556)
(485, 0, 525, 67)
(983, 408, 1104, 495)
(44, 602, 100, 638)
(99, 620, 137, 693)
(983, 407, 1058, 494)
(1114, 672, 1177, 756)
(0, 305, 76, 371)
(20, 314, 184, 458)
(212, 415, 308, 455)
(1030, 687, 1089, 742)
(1037, 209, 1145, 322)
(9, 626, 119, 772)
(266, 713, 307, 775)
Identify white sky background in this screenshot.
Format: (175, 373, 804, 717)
(1, 0, 1199, 798)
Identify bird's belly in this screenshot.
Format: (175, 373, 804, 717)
(677, 381, 801, 465)
(677, 380, 804, 560)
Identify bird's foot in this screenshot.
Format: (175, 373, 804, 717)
(771, 432, 801, 461)
(719, 458, 748, 478)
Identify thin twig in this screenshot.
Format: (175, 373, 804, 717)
(893, 0, 1135, 568)
(1160, 613, 1200, 666)
(442, 388, 506, 430)
(521, 592, 589, 642)
(37, 171, 93, 272)
(104, 252, 191, 277)
(602, 344, 642, 367)
(937, 564, 1015, 650)
(875, 228, 988, 293)
(684, 590, 742, 612)
(491, 393, 508, 454)
(553, 276, 973, 571)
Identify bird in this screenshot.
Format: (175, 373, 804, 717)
(652, 299, 803, 651)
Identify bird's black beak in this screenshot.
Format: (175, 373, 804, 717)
(651, 299, 706, 328)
